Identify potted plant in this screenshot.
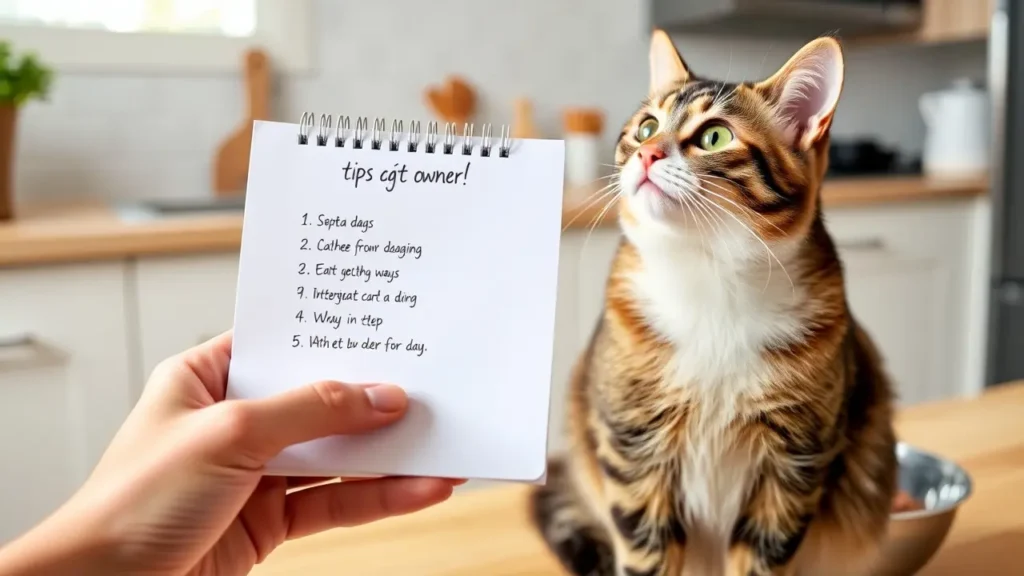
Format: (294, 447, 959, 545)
(0, 41, 53, 221)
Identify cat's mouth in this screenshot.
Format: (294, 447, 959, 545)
(631, 166, 670, 199)
(637, 179, 667, 199)
(620, 159, 692, 221)
(636, 169, 677, 204)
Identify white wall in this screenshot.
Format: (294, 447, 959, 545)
(13, 0, 986, 203)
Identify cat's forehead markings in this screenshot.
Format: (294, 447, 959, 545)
(696, 95, 715, 114)
(661, 90, 681, 112)
(653, 80, 731, 127)
(676, 81, 723, 107)
(654, 86, 683, 109)
(678, 107, 717, 140)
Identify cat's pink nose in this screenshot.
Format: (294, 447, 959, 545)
(638, 144, 666, 170)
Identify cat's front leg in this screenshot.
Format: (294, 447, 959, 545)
(603, 500, 679, 576)
(597, 459, 685, 576)
(724, 411, 828, 576)
(724, 472, 819, 576)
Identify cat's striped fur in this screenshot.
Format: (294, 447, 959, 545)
(530, 32, 898, 576)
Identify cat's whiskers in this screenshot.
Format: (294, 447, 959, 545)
(682, 190, 729, 285)
(588, 186, 622, 233)
(564, 176, 622, 263)
(666, 179, 709, 256)
(578, 190, 621, 243)
(661, 165, 793, 294)
(687, 184, 736, 264)
(659, 171, 733, 289)
(696, 174, 787, 236)
(582, 186, 623, 256)
(660, 168, 720, 258)
(667, 168, 743, 282)
(562, 178, 622, 231)
(689, 190, 751, 294)
(711, 48, 734, 109)
(693, 187, 775, 293)
(680, 191, 710, 257)
(692, 182, 795, 295)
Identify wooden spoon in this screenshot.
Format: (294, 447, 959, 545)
(213, 48, 271, 195)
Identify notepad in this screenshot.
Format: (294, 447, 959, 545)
(226, 118, 564, 482)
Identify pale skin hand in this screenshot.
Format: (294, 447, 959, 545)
(0, 331, 462, 576)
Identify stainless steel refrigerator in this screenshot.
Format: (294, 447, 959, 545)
(986, 0, 1024, 386)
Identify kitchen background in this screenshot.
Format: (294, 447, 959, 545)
(14, 0, 987, 202)
(0, 0, 1004, 549)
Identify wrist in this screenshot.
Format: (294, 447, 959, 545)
(0, 504, 117, 576)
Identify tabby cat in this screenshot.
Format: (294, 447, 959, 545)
(530, 31, 898, 576)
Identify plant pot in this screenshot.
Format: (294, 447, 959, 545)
(0, 104, 16, 221)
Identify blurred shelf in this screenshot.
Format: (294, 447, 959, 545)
(848, 0, 995, 47)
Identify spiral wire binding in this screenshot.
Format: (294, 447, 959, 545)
(297, 113, 511, 158)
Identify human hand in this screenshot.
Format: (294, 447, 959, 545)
(0, 331, 460, 576)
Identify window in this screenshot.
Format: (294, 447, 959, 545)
(0, 0, 312, 73)
(0, 0, 257, 36)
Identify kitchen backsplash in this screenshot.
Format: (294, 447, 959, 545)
(14, 0, 986, 202)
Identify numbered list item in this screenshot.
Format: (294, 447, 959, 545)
(293, 211, 428, 357)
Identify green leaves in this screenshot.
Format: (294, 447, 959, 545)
(0, 40, 53, 106)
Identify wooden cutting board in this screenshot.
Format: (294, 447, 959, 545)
(424, 76, 476, 126)
(213, 48, 271, 196)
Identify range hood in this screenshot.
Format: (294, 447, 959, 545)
(648, 0, 923, 38)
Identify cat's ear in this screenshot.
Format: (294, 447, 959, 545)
(649, 29, 690, 95)
(756, 36, 844, 150)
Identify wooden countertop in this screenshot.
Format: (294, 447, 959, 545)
(251, 382, 1024, 576)
(0, 200, 244, 268)
(0, 175, 988, 268)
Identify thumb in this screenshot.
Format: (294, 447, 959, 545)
(222, 381, 408, 459)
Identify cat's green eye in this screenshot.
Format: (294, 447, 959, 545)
(699, 125, 733, 152)
(636, 117, 659, 141)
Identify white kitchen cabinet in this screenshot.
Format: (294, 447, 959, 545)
(573, 230, 622, 348)
(543, 236, 580, 455)
(825, 199, 977, 407)
(543, 231, 621, 454)
(132, 253, 241, 393)
(0, 262, 134, 544)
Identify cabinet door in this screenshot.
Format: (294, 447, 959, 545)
(839, 241, 952, 406)
(133, 253, 240, 388)
(825, 200, 973, 406)
(575, 230, 621, 347)
(544, 235, 583, 455)
(543, 229, 620, 455)
(0, 262, 133, 544)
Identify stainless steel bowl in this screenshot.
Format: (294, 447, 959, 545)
(875, 442, 973, 576)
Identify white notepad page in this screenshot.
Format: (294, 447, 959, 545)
(226, 120, 564, 482)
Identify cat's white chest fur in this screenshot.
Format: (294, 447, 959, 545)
(625, 221, 807, 572)
(676, 406, 758, 574)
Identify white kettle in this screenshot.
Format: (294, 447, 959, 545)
(920, 78, 990, 177)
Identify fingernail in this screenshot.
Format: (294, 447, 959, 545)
(364, 384, 407, 413)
